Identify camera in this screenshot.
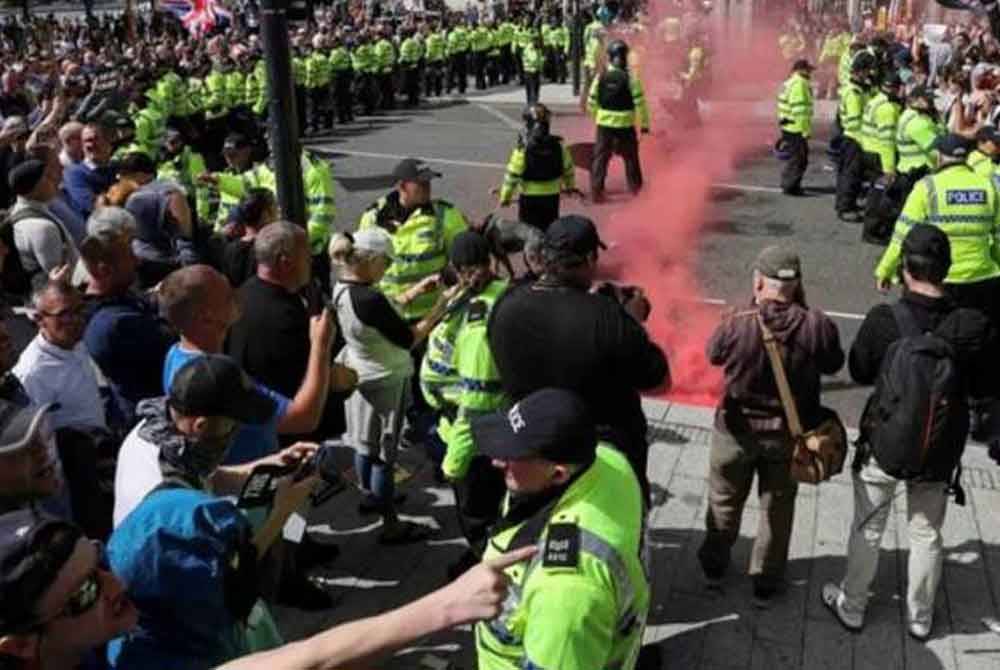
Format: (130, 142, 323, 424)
(237, 445, 347, 509)
(595, 281, 652, 322)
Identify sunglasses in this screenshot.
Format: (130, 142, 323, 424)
(34, 540, 106, 628)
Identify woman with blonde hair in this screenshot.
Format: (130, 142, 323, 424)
(329, 229, 455, 544)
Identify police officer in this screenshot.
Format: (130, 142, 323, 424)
(497, 103, 577, 231)
(776, 58, 814, 196)
(375, 25, 397, 110)
(471, 388, 649, 670)
(329, 32, 354, 124)
(432, 232, 509, 574)
(521, 27, 545, 105)
(835, 53, 873, 221)
(587, 39, 650, 203)
(969, 125, 1000, 181)
(353, 31, 379, 116)
(306, 34, 333, 133)
(424, 23, 448, 98)
(470, 20, 490, 90)
(198, 132, 271, 231)
(447, 19, 470, 94)
(860, 72, 905, 243)
(398, 26, 424, 107)
(356, 158, 469, 323)
(890, 86, 943, 218)
(158, 127, 212, 228)
(876, 134, 1000, 326)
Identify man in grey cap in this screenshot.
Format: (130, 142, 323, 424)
(699, 245, 844, 606)
(0, 401, 61, 515)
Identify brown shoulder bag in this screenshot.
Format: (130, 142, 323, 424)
(757, 313, 847, 484)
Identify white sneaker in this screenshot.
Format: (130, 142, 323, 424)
(821, 582, 863, 632)
(908, 620, 932, 641)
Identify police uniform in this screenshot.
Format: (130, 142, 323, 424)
(447, 25, 471, 94)
(424, 28, 448, 98)
(157, 133, 212, 228)
(776, 61, 814, 195)
(356, 159, 468, 321)
(398, 32, 424, 107)
(471, 389, 649, 670)
(329, 41, 354, 124)
(890, 93, 943, 221)
(876, 134, 1000, 324)
(375, 34, 397, 110)
(500, 130, 575, 231)
(835, 75, 869, 217)
(859, 81, 905, 243)
(587, 44, 650, 201)
(521, 34, 544, 105)
(353, 39, 379, 116)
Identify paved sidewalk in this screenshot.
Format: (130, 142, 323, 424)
(274, 398, 1000, 670)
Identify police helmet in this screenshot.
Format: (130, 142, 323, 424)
(522, 103, 551, 129)
(851, 51, 875, 73)
(607, 39, 629, 66)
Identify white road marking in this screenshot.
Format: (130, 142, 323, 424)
(307, 148, 507, 170)
(712, 182, 784, 194)
(473, 102, 523, 131)
(697, 297, 865, 321)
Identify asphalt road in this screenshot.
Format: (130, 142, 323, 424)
(304, 89, 883, 427)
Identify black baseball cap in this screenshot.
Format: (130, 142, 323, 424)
(934, 133, 972, 159)
(0, 511, 82, 634)
(754, 245, 801, 281)
(976, 125, 1000, 145)
(8, 159, 47, 196)
(902, 223, 951, 273)
(543, 215, 607, 259)
(471, 388, 597, 464)
(792, 58, 814, 72)
(393, 157, 442, 182)
(168, 355, 276, 424)
(0, 401, 54, 455)
(449, 231, 492, 268)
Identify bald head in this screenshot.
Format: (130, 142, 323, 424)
(159, 265, 239, 351)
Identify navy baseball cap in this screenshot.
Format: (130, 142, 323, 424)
(934, 133, 973, 159)
(0, 511, 82, 634)
(0, 402, 54, 455)
(449, 231, 492, 268)
(471, 388, 597, 464)
(393, 158, 442, 182)
(976, 125, 1000, 145)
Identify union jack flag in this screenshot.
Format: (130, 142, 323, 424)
(158, 0, 233, 36)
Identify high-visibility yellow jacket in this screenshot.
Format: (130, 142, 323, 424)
(896, 108, 942, 175)
(499, 137, 575, 204)
(876, 164, 1000, 284)
(776, 71, 813, 137)
(587, 64, 650, 131)
(861, 92, 901, 173)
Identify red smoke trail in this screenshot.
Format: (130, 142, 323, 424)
(582, 12, 788, 406)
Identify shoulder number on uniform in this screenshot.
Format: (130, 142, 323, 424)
(543, 523, 580, 568)
(946, 190, 987, 206)
(467, 300, 488, 323)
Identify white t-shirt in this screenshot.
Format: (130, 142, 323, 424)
(112, 421, 164, 527)
(13, 334, 107, 431)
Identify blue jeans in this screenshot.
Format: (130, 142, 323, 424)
(354, 453, 394, 507)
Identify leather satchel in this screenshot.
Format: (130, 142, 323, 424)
(757, 313, 847, 484)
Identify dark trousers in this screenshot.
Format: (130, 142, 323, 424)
(518, 193, 560, 231)
(698, 427, 798, 588)
(591, 125, 643, 196)
(425, 61, 444, 97)
(835, 136, 865, 214)
(449, 52, 468, 93)
(947, 276, 1000, 328)
(402, 66, 420, 106)
(500, 45, 513, 83)
(357, 73, 378, 115)
(779, 130, 808, 193)
(308, 87, 331, 131)
(863, 166, 927, 245)
(524, 71, 541, 105)
(378, 72, 395, 109)
(473, 50, 487, 89)
(334, 71, 354, 122)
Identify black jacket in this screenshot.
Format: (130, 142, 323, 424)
(849, 290, 998, 399)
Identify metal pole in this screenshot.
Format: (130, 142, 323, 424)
(260, 0, 307, 227)
(571, 0, 581, 96)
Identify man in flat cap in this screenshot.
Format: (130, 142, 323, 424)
(699, 245, 844, 606)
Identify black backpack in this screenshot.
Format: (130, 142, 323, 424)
(863, 303, 969, 481)
(0, 208, 47, 301)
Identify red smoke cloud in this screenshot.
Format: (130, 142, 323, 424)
(581, 12, 788, 406)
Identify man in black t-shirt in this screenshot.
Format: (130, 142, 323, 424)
(487, 215, 669, 498)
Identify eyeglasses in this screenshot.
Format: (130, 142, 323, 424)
(38, 304, 85, 320)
